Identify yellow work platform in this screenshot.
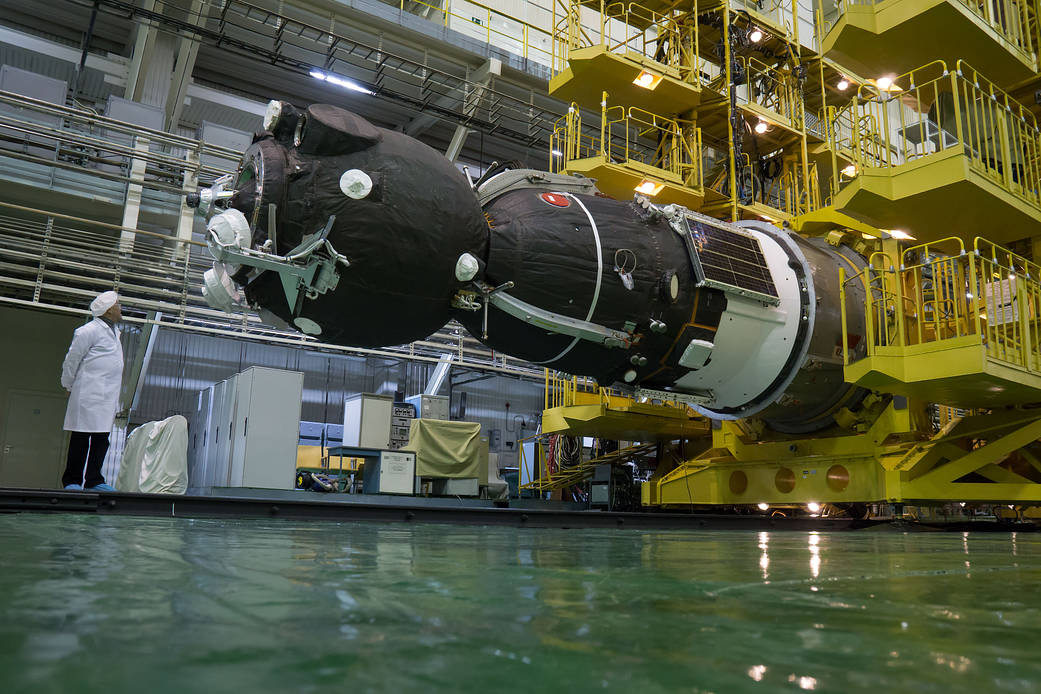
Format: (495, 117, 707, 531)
(564, 156, 705, 209)
(820, 0, 1037, 87)
(549, 47, 701, 115)
(541, 395, 710, 442)
(833, 147, 1041, 244)
(845, 337, 1041, 408)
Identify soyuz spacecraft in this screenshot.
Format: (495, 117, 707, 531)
(191, 101, 871, 434)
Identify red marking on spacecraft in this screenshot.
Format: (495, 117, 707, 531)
(540, 192, 570, 207)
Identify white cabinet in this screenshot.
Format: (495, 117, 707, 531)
(228, 367, 303, 488)
(343, 393, 393, 448)
(362, 450, 416, 494)
(405, 394, 450, 421)
(187, 385, 213, 489)
(189, 367, 304, 490)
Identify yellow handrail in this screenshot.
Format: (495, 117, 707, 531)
(830, 60, 1041, 209)
(842, 236, 1041, 374)
(554, 94, 704, 190)
(553, 0, 701, 82)
(817, 0, 1035, 57)
(397, 0, 554, 66)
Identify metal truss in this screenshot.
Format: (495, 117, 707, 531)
(64, 0, 561, 149)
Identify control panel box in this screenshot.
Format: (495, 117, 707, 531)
(362, 450, 416, 494)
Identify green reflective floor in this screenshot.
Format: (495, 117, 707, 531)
(0, 516, 1039, 693)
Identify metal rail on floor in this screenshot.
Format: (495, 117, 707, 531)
(0, 487, 893, 530)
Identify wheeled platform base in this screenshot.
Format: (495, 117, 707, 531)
(645, 404, 1041, 510)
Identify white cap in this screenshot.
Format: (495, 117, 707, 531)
(90, 291, 119, 317)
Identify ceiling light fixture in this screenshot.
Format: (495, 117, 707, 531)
(633, 70, 663, 90)
(634, 179, 665, 196)
(310, 69, 373, 95)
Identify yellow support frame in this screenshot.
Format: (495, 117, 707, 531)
(645, 402, 1041, 507)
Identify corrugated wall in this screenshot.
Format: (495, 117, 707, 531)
(132, 329, 545, 469)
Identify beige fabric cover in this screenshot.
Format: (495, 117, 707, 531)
(404, 419, 481, 478)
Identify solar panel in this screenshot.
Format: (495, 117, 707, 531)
(683, 219, 780, 304)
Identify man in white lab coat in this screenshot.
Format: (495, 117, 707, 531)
(60, 291, 125, 491)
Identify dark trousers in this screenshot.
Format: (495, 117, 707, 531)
(62, 432, 110, 488)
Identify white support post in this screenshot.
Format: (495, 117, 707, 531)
(120, 136, 149, 256)
(444, 58, 501, 162)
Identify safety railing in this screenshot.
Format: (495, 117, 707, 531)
(706, 151, 819, 215)
(394, 0, 554, 66)
(733, 0, 802, 43)
(0, 89, 239, 192)
(840, 236, 1041, 375)
(551, 95, 704, 189)
(0, 200, 546, 380)
(833, 60, 1041, 209)
(544, 369, 603, 409)
(552, 0, 701, 83)
(735, 55, 806, 128)
(817, 0, 1037, 60)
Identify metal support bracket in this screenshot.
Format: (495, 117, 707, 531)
(208, 215, 349, 313)
(634, 386, 714, 408)
(475, 280, 632, 348)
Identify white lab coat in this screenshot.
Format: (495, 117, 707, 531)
(61, 317, 124, 432)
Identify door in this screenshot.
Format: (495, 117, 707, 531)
(240, 368, 303, 489)
(0, 390, 68, 488)
(228, 371, 254, 487)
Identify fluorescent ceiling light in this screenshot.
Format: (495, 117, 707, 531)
(310, 69, 373, 95)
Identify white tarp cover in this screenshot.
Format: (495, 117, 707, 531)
(115, 415, 189, 494)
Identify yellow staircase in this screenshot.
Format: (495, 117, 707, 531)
(840, 236, 1041, 406)
(830, 61, 1041, 243)
(819, 0, 1039, 87)
(551, 95, 705, 208)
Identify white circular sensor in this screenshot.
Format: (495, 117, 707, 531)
(263, 100, 282, 131)
(623, 369, 638, 383)
(294, 317, 322, 335)
(669, 273, 680, 301)
(339, 169, 373, 199)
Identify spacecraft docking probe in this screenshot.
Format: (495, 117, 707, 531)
(191, 101, 871, 434)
